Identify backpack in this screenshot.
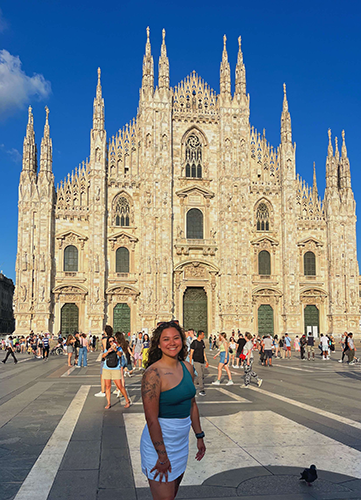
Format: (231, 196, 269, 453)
(106, 350, 119, 368)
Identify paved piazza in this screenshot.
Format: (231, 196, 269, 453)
(1, 349, 361, 500)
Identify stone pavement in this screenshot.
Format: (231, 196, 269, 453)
(0, 349, 361, 500)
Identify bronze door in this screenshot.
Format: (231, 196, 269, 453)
(61, 303, 79, 334)
(304, 305, 319, 334)
(113, 303, 131, 334)
(183, 287, 208, 335)
(257, 304, 274, 335)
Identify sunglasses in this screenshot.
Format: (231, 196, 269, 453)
(156, 320, 180, 328)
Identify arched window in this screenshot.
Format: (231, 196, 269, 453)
(304, 251, 316, 276)
(64, 245, 78, 272)
(186, 208, 203, 239)
(116, 247, 130, 273)
(256, 203, 270, 231)
(258, 250, 271, 275)
(185, 134, 202, 178)
(114, 197, 130, 226)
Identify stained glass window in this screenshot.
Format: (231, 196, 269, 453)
(256, 203, 270, 231)
(186, 208, 203, 239)
(64, 245, 78, 272)
(114, 197, 130, 226)
(116, 247, 130, 273)
(185, 134, 202, 178)
(258, 250, 271, 275)
(304, 251, 316, 276)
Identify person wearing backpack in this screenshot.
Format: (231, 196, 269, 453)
(101, 334, 132, 410)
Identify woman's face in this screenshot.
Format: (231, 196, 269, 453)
(158, 327, 183, 358)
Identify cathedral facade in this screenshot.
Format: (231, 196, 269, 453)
(14, 29, 360, 336)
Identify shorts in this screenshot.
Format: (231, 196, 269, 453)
(306, 345, 314, 353)
(134, 352, 142, 361)
(264, 350, 273, 359)
(219, 351, 229, 364)
(102, 368, 121, 380)
(322, 346, 329, 352)
(286, 346, 291, 351)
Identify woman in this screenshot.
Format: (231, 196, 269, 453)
(141, 321, 205, 500)
(280, 336, 286, 359)
(66, 335, 75, 366)
(294, 336, 300, 355)
(102, 335, 131, 409)
(229, 336, 237, 368)
(241, 332, 263, 388)
(208, 334, 213, 351)
(142, 333, 150, 369)
(274, 335, 280, 358)
(212, 333, 233, 386)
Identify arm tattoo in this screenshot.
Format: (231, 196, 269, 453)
(141, 368, 160, 401)
(153, 441, 164, 446)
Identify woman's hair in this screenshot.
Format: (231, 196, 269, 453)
(66, 334, 73, 345)
(220, 332, 227, 340)
(81, 333, 86, 338)
(143, 333, 149, 342)
(104, 325, 113, 337)
(115, 331, 127, 352)
(245, 332, 252, 340)
(146, 322, 187, 368)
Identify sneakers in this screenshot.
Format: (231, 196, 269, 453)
(257, 379, 263, 388)
(198, 391, 206, 396)
(113, 389, 119, 394)
(94, 391, 106, 397)
(226, 380, 234, 386)
(240, 384, 250, 388)
(338, 359, 343, 363)
(212, 380, 220, 385)
(349, 361, 355, 365)
(75, 365, 81, 368)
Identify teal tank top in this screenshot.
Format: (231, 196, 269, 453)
(158, 362, 196, 419)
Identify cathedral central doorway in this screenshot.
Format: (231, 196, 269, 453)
(304, 305, 319, 335)
(113, 303, 131, 334)
(61, 303, 79, 334)
(257, 304, 274, 335)
(183, 287, 208, 335)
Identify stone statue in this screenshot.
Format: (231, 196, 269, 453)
(22, 252, 27, 271)
(95, 254, 99, 273)
(21, 285, 27, 302)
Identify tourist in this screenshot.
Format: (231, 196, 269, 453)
(300, 334, 307, 360)
(263, 334, 273, 367)
(339, 332, 348, 363)
(212, 333, 233, 386)
(235, 333, 246, 368)
(307, 332, 315, 361)
(189, 330, 209, 396)
(273, 335, 280, 358)
(320, 334, 330, 360)
(66, 335, 75, 366)
(140, 321, 205, 499)
(133, 332, 144, 370)
(42, 334, 50, 360)
(346, 333, 356, 365)
(94, 326, 112, 398)
(123, 339, 134, 377)
(241, 332, 262, 388)
(279, 336, 285, 359)
(20, 336, 26, 354)
(284, 333, 292, 358)
(212, 335, 217, 350)
(38, 335, 44, 358)
(101, 334, 131, 409)
(294, 335, 300, 356)
(186, 329, 195, 360)
(209, 334, 213, 351)
(142, 333, 151, 369)
(77, 333, 89, 367)
(259, 336, 266, 366)
(229, 335, 237, 368)
(2, 336, 18, 364)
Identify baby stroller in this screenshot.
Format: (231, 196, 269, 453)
(50, 342, 64, 356)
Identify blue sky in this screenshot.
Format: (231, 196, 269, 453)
(0, 0, 361, 281)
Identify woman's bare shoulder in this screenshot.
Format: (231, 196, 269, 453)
(141, 363, 161, 400)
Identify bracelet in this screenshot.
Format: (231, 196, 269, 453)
(195, 431, 205, 439)
(159, 458, 169, 465)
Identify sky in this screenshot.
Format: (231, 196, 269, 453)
(0, 0, 361, 281)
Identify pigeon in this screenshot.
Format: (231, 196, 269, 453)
(300, 464, 318, 486)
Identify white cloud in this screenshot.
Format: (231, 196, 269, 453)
(6, 148, 21, 163)
(0, 50, 51, 117)
(0, 9, 8, 33)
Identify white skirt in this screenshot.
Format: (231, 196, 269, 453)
(140, 416, 191, 482)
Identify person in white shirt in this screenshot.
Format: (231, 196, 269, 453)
(320, 334, 330, 360)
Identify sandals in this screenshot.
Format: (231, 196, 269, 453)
(105, 404, 111, 409)
(124, 400, 132, 409)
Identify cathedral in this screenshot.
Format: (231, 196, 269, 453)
(14, 28, 360, 336)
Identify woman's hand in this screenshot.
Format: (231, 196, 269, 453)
(195, 438, 206, 461)
(150, 458, 172, 482)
